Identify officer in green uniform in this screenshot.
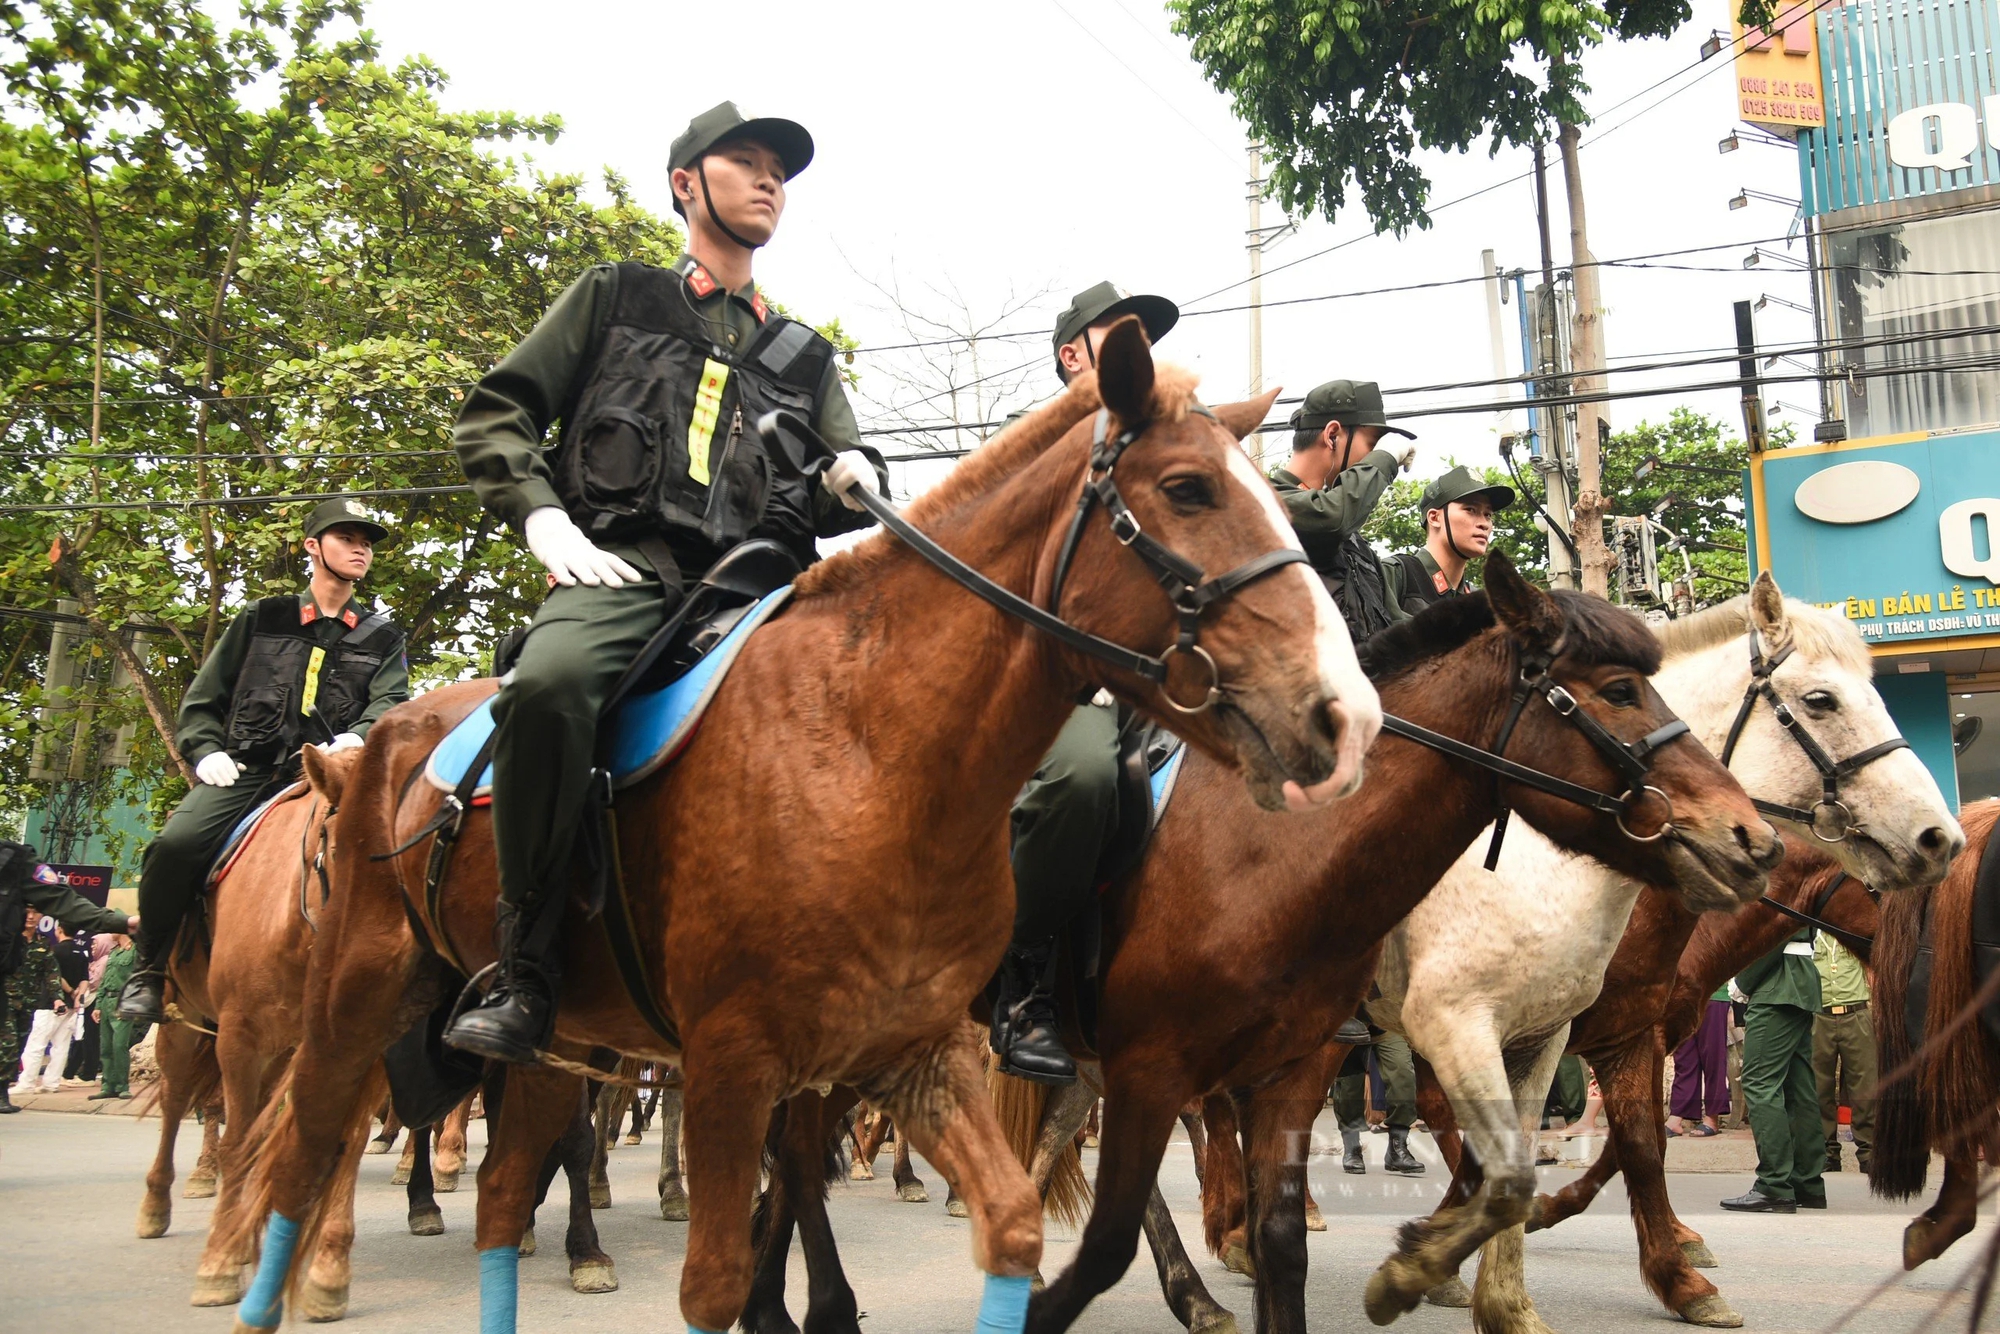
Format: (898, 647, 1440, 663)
(2, 905, 58, 1112)
(1382, 465, 1515, 615)
(1268, 380, 1418, 644)
(1723, 925, 1825, 1212)
(1813, 932, 1874, 1174)
(984, 283, 1177, 1086)
(444, 103, 888, 1063)
(1335, 1031, 1426, 1175)
(118, 499, 407, 1022)
(93, 934, 138, 1099)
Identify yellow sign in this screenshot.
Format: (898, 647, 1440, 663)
(687, 359, 731, 486)
(302, 646, 326, 716)
(1733, 0, 1824, 130)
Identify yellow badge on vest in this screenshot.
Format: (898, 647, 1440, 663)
(301, 646, 326, 716)
(687, 359, 731, 486)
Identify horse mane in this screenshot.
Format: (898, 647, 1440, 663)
(793, 364, 1204, 602)
(1916, 799, 2000, 1126)
(1654, 595, 1872, 675)
(1359, 589, 1663, 684)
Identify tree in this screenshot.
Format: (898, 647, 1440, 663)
(0, 0, 712, 824)
(1362, 461, 1552, 587)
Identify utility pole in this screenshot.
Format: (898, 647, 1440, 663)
(1530, 143, 1578, 592)
(1734, 299, 1769, 453)
(1558, 121, 1612, 598)
(1481, 249, 1514, 443)
(1245, 140, 1294, 468)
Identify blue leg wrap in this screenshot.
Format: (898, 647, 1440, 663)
(238, 1212, 301, 1329)
(975, 1272, 1033, 1333)
(480, 1246, 520, 1334)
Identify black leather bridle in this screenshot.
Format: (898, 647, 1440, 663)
(1757, 870, 1876, 961)
(1719, 630, 1911, 843)
(761, 407, 1310, 715)
(1378, 639, 1694, 869)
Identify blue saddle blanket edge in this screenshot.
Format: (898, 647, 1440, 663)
(1148, 742, 1186, 828)
(207, 782, 308, 885)
(423, 586, 793, 798)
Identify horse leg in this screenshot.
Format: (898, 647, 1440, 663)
(434, 1092, 472, 1191)
(138, 1025, 205, 1239)
(467, 1064, 594, 1334)
(657, 1077, 689, 1220)
(191, 1035, 278, 1306)
(848, 1107, 881, 1181)
(299, 1084, 373, 1324)
(1464, 1030, 1571, 1334)
(556, 1084, 619, 1293)
(1179, 1102, 1208, 1185)
(1241, 1063, 1334, 1334)
(1406, 1062, 1475, 1309)
(744, 1100, 810, 1334)
(890, 1125, 929, 1202)
(1526, 1128, 1619, 1232)
(752, 1090, 865, 1334)
(391, 1124, 417, 1186)
(367, 1099, 399, 1153)
(406, 1124, 444, 1236)
(520, 1079, 564, 1260)
(1906, 1144, 1982, 1270)
(1140, 1182, 1239, 1334)
(188, 1091, 225, 1198)
(588, 1080, 615, 1208)
(677, 1054, 785, 1333)
(1200, 1094, 1251, 1276)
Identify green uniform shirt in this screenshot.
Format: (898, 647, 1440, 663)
(1813, 933, 1871, 1007)
(175, 593, 410, 766)
(5, 935, 60, 1011)
(1383, 545, 1472, 612)
(454, 260, 869, 532)
(1272, 453, 1408, 627)
(95, 943, 136, 1020)
(1737, 927, 1823, 1011)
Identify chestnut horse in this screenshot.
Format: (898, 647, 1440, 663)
(221, 321, 1379, 1334)
(1870, 799, 2000, 1275)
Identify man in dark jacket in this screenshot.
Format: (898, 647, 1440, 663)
(1383, 465, 1516, 615)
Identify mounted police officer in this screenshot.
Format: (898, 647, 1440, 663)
(990, 281, 1177, 1086)
(118, 499, 408, 1022)
(1383, 465, 1515, 615)
(1268, 380, 1417, 643)
(444, 103, 888, 1063)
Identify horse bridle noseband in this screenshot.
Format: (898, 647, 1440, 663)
(762, 407, 1310, 715)
(1378, 639, 1693, 868)
(1719, 630, 1911, 843)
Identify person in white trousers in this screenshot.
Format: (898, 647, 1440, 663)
(12, 929, 80, 1095)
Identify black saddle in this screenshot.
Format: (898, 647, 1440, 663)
(613, 538, 802, 702)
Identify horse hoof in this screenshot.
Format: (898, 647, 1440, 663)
(409, 1206, 445, 1236)
(389, 1166, 411, 1186)
(232, 1318, 280, 1334)
(299, 1278, 349, 1323)
(365, 1139, 392, 1155)
(433, 1170, 460, 1194)
(190, 1269, 245, 1306)
(518, 1226, 536, 1256)
(570, 1260, 619, 1294)
(1363, 1260, 1426, 1326)
(1678, 1294, 1743, 1328)
(183, 1174, 218, 1200)
(946, 1196, 969, 1219)
(136, 1201, 172, 1239)
(589, 1184, 612, 1209)
(1222, 1242, 1256, 1279)
(1305, 1202, 1327, 1232)
(659, 1189, 690, 1222)
(1189, 1313, 1239, 1334)
(849, 1161, 875, 1181)
(1424, 1276, 1472, 1308)
(1681, 1239, 1719, 1269)
(897, 1181, 930, 1204)
(624, 1132, 641, 1146)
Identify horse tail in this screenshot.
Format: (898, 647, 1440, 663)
(1917, 804, 2000, 1163)
(1871, 876, 1931, 1200)
(987, 1068, 1090, 1232)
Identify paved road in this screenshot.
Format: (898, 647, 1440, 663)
(0, 1107, 1978, 1332)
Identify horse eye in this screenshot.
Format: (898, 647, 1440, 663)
(1602, 680, 1640, 708)
(1803, 690, 1838, 712)
(1161, 477, 1214, 509)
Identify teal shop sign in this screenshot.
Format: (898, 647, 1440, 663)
(1750, 426, 2000, 649)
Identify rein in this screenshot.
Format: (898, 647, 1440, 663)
(1377, 641, 1692, 867)
(761, 407, 1310, 715)
(1720, 630, 1911, 843)
(1757, 870, 1876, 960)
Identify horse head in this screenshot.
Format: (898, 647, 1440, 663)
(1655, 572, 1963, 893)
(299, 741, 363, 807)
(1479, 551, 1783, 911)
(1050, 315, 1380, 812)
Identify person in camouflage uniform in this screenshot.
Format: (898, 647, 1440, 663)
(2, 905, 60, 1112)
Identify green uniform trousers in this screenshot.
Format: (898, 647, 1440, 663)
(1335, 1031, 1419, 1131)
(1743, 1000, 1824, 1201)
(136, 765, 279, 962)
(99, 1015, 134, 1095)
(1815, 1006, 1876, 1167)
(490, 561, 679, 906)
(1009, 702, 1121, 943)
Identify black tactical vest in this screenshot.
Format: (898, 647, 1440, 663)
(553, 261, 836, 563)
(1319, 536, 1395, 644)
(223, 598, 403, 765)
(1389, 551, 1466, 616)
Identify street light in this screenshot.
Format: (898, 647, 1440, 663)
(1720, 132, 1740, 154)
(1754, 293, 1814, 314)
(1728, 187, 1803, 211)
(1699, 29, 1726, 58)
(1743, 248, 1810, 270)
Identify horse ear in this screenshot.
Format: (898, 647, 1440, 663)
(301, 744, 354, 805)
(1210, 388, 1282, 443)
(1095, 316, 1155, 425)
(1484, 548, 1564, 651)
(1750, 570, 1790, 649)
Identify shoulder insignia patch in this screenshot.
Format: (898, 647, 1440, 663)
(750, 292, 769, 322)
(1432, 569, 1451, 594)
(684, 262, 718, 298)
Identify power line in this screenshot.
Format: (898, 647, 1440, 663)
(1045, 0, 1243, 167)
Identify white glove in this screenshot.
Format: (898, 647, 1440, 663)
(824, 451, 881, 513)
(523, 507, 642, 588)
(1388, 440, 1418, 470)
(196, 752, 243, 787)
(325, 732, 364, 753)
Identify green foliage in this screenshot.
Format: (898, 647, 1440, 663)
(1170, 0, 1692, 233)
(0, 0, 688, 817)
(1362, 460, 1551, 587)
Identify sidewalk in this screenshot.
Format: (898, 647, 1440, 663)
(6, 1081, 166, 1118)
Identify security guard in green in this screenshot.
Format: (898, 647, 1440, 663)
(119, 500, 407, 1022)
(1383, 464, 1516, 615)
(444, 102, 889, 1063)
(1268, 380, 1417, 644)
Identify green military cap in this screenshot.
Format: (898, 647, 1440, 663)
(305, 497, 390, 543)
(1421, 465, 1515, 514)
(1289, 379, 1415, 440)
(1051, 281, 1179, 377)
(669, 101, 814, 188)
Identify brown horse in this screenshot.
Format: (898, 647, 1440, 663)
(221, 320, 1379, 1334)
(1871, 799, 2000, 1274)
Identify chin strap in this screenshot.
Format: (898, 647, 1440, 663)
(696, 157, 765, 252)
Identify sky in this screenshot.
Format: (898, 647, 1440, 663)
(344, 0, 1815, 498)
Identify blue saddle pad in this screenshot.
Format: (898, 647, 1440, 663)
(1148, 741, 1186, 827)
(425, 587, 792, 798)
(207, 782, 309, 885)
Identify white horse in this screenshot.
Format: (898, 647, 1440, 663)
(1365, 573, 1962, 1333)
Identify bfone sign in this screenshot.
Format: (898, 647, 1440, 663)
(1887, 99, 2000, 172)
(1751, 427, 2000, 650)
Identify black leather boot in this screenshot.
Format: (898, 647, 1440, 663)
(1386, 1126, 1426, 1175)
(444, 906, 557, 1065)
(991, 940, 1076, 1086)
(1342, 1126, 1365, 1173)
(116, 968, 167, 1024)
(0, 1083, 17, 1114)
